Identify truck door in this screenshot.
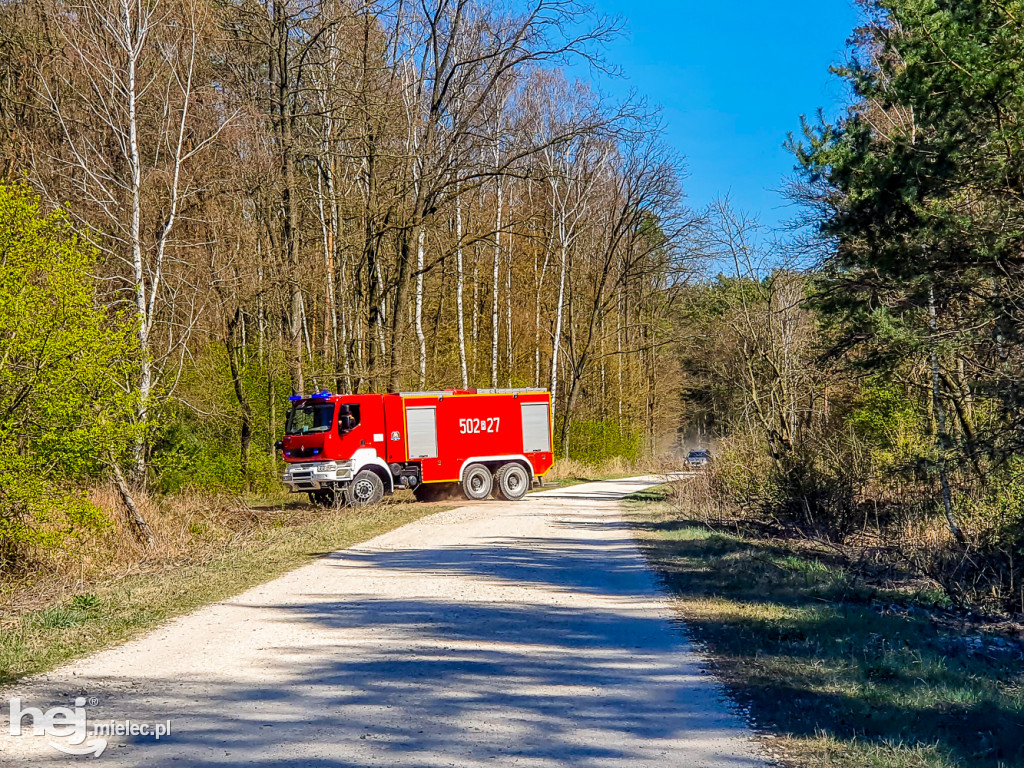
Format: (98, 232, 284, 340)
(406, 406, 438, 459)
(521, 402, 551, 453)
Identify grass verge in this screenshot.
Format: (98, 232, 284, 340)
(0, 500, 440, 687)
(627, 488, 1024, 768)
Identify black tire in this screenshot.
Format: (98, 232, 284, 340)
(310, 488, 337, 507)
(462, 463, 493, 500)
(493, 463, 530, 501)
(349, 470, 384, 506)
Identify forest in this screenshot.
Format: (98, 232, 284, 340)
(0, 0, 692, 536)
(3, 0, 1024, 621)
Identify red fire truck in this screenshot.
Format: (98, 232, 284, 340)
(276, 389, 554, 506)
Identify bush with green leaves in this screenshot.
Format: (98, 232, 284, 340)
(0, 182, 138, 564)
(559, 419, 643, 463)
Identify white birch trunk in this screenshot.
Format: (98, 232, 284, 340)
(316, 169, 339, 372)
(325, 162, 340, 370)
(124, 0, 150, 479)
(506, 242, 513, 386)
(534, 253, 542, 387)
(415, 226, 426, 388)
(376, 261, 387, 363)
(617, 285, 624, 423)
(491, 177, 503, 388)
(472, 256, 479, 350)
(455, 199, 468, 388)
(550, 242, 567, 419)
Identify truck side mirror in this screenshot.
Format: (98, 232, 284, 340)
(274, 440, 284, 451)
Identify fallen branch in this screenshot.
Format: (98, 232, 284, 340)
(108, 459, 154, 548)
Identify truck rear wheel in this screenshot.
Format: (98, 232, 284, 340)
(494, 463, 530, 501)
(462, 463, 493, 500)
(349, 470, 384, 506)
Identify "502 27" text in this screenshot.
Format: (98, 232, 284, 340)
(459, 417, 500, 434)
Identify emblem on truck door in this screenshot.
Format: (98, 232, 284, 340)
(390, 431, 401, 441)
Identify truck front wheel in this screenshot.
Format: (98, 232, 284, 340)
(462, 463, 493, 500)
(350, 470, 384, 506)
(493, 463, 530, 501)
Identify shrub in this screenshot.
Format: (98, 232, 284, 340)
(0, 182, 137, 566)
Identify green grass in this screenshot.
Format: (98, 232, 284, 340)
(627, 492, 1024, 768)
(0, 502, 439, 686)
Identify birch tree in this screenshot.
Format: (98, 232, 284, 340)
(41, 0, 230, 479)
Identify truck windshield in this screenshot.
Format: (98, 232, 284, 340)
(286, 402, 335, 434)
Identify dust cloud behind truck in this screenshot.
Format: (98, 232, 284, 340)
(277, 389, 554, 506)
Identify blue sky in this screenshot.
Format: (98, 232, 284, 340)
(585, 0, 863, 232)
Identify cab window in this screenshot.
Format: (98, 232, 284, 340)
(338, 404, 360, 434)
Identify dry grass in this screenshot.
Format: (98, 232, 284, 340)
(0, 486, 444, 685)
(2, 485, 303, 613)
(628, 487, 1024, 768)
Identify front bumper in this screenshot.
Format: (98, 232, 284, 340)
(282, 461, 354, 492)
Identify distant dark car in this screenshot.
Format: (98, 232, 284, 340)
(685, 449, 712, 468)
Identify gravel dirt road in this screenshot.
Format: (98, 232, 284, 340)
(0, 476, 764, 767)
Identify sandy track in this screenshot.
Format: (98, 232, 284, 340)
(0, 476, 763, 767)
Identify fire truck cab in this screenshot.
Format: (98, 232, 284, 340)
(277, 389, 554, 506)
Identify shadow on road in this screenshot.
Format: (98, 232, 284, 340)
(3, 488, 764, 767)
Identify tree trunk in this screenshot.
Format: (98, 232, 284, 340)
(455, 199, 468, 388)
(226, 309, 254, 490)
(929, 285, 965, 544)
(319, 160, 340, 387)
(550, 243, 567, 420)
(560, 373, 582, 459)
(491, 177, 503, 388)
(110, 458, 153, 547)
(415, 226, 426, 388)
(271, 0, 304, 396)
(472, 254, 480, 380)
(126, 10, 149, 484)
(506, 237, 513, 386)
(389, 225, 415, 392)
(534, 241, 550, 387)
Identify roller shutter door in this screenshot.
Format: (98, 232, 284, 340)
(521, 402, 551, 453)
(406, 407, 438, 459)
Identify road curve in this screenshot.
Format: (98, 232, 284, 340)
(1, 476, 764, 767)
